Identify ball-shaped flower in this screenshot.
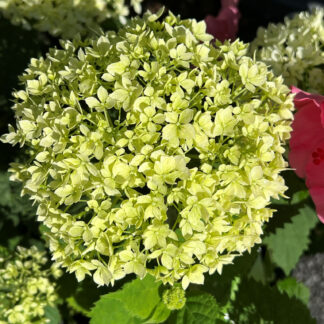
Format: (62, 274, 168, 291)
(0, 0, 143, 39)
(250, 8, 324, 93)
(0, 246, 59, 324)
(2, 9, 294, 289)
(162, 285, 186, 310)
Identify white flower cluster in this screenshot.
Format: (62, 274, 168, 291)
(0, 246, 60, 324)
(2, 9, 294, 289)
(251, 8, 324, 93)
(0, 0, 143, 38)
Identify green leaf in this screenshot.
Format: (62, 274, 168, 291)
(264, 205, 319, 275)
(0, 171, 36, 228)
(167, 293, 226, 324)
(90, 275, 168, 324)
(145, 302, 171, 323)
(94, 297, 143, 324)
(44, 306, 61, 324)
(67, 296, 91, 317)
(0, 172, 12, 207)
(7, 235, 22, 250)
(291, 190, 310, 205)
(277, 277, 310, 305)
(248, 253, 267, 284)
(229, 277, 315, 324)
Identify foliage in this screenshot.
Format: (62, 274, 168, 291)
(0, 171, 43, 253)
(229, 277, 316, 323)
(89, 237, 316, 323)
(2, 8, 295, 290)
(0, 246, 60, 324)
(251, 8, 324, 93)
(0, 171, 35, 227)
(44, 306, 62, 324)
(203, 247, 258, 305)
(90, 274, 230, 324)
(277, 277, 310, 305)
(0, 0, 143, 38)
(56, 274, 108, 317)
(90, 275, 170, 324)
(166, 293, 226, 324)
(264, 205, 319, 275)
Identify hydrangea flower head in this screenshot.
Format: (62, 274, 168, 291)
(0, 246, 59, 324)
(250, 8, 324, 93)
(0, 0, 143, 38)
(2, 9, 294, 289)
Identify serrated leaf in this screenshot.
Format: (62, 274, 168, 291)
(90, 275, 167, 324)
(277, 277, 310, 305)
(229, 277, 315, 324)
(167, 293, 225, 324)
(264, 205, 319, 275)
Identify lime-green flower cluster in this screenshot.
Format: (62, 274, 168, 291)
(250, 8, 324, 93)
(2, 9, 294, 290)
(0, 0, 143, 39)
(0, 246, 60, 324)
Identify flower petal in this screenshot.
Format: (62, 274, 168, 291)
(291, 86, 324, 127)
(308, 187, 324, 223)
(205, 0, 240, 42)
(289, 103, 324, 177)
(305, 141, 324, 188)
